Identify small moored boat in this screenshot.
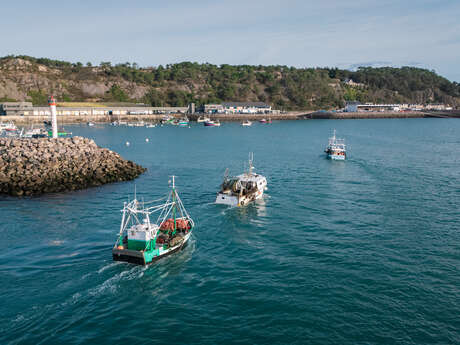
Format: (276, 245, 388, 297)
(112, 177, 194, 265)
(178, 117, 189, 127)
(197, 116, 210, 123)
(241, 120, 252, 126)
(325, 129, 346, 160)
(204, 120, 221, 127)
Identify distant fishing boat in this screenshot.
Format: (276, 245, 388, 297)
(241, 120, 252, 126)
(87, 122, 95, 127)
(146, 123, 156, 128)
(325, 129, 346, 160)
(204, 120, 221, 127)
(21, 126, 47, 138)
(259, 118, 267, 123)
(178, 117, 189, 127)
(0, 121, 17, 132)
(112, 177, 194, 265)
(215, 153, 267, 207)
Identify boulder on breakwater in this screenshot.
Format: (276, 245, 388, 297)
(0, 137, 146, 196)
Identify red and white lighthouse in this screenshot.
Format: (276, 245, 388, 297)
(48, 96, 58, 138)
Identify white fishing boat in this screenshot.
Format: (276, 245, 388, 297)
(215, 153, 267, 207)
(197, 116, 210, 123)
(241, 120, 252, 126)
(87, 122, 95, 127)
(21, 126, 48, 138)
(325, 129, 346, 160)
(146, 123, 156, 128)
(0, 121, 17, 132)
(112, 177, 194, 265)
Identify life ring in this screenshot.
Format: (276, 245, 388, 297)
(240, 200, 245, 206)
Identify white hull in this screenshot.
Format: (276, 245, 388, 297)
(215, 187, 265, 207)
(328, 153, 346, 160)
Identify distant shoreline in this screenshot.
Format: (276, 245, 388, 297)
(2, 111, 458, 124)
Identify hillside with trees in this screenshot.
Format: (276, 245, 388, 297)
(0, 55, 459, 110)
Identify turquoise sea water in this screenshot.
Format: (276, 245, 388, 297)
(1, 119, 459, 344)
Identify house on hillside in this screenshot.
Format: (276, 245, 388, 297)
(344, 79, 364, 87)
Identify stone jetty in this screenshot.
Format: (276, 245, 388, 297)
(0, 137, 146, 196)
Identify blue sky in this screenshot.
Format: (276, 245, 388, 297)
(2, 0, 459, 81)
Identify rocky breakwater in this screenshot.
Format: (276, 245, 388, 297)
(0, 137, 146, 196)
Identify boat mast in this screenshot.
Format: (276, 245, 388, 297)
(172, 175, 177, 236)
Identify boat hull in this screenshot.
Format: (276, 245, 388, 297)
(215, 190, 264, 207)
(112, 232, 191, 265)
(327, 153, 346, 160)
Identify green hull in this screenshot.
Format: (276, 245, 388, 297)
(113, 230, 192, 265)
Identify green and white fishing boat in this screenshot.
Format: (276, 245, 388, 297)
(112, 177, 194, 265)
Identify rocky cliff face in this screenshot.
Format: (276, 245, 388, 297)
(0, 58, 149, 102)
(1, 56, 459, 109)
(0, 137, 146, 196)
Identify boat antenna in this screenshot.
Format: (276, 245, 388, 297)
(248, 152, 254, 174)
(134, 183, 137, 201)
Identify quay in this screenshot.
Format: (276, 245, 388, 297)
(2, 111, 446, 125)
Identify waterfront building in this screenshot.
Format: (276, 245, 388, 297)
(222, 102, 272, 114)
(203, 104, 224, 114)
(0, 102, 33, 115)
(0, 104, 189, 116)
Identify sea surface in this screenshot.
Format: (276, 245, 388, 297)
(1, 119, 459, 344)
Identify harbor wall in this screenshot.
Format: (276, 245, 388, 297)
(307, 111, 426, 119)
(0, 111, 437, 124)
(0, 137, 145, 196)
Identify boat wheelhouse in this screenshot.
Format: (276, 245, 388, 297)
(216, 153, 267, 207)
(112, 177, 194, 265)
(325, 129, 346, 160)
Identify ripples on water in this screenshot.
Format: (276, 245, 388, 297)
(0, 119, 459, 344)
